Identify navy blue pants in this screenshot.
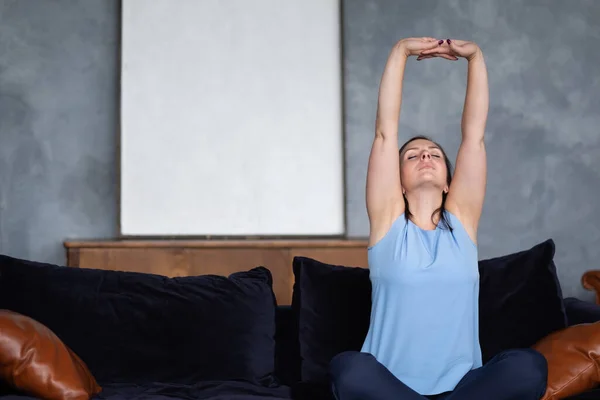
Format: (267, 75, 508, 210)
(329, 349, 547, 400)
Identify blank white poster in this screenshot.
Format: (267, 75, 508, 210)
(119, 0, 345, 236)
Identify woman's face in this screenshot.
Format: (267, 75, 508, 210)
(399, 139, 448, 194)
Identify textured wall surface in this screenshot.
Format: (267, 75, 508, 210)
(0, 1, 118, 263)
(343, 0, 600, 300)
(0, 0, 598, 300)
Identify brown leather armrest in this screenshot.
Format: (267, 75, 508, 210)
(582, 270, 600, 305)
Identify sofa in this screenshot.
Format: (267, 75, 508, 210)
(0, 238, 599, 400)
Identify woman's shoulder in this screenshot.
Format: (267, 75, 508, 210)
(368, 212, 407, 251)
(442, 209, 477, 248)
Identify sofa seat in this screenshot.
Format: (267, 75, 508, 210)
(1, 239, 600, 400)
(0, 381, 292, 400)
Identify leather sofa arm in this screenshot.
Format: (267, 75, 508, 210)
(582, 270, 600, 305)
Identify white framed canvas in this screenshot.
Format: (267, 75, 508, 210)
(119, 0, 345, 237)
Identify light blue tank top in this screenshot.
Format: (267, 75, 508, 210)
(360, 211, 482, 395)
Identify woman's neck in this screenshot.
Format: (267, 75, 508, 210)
(405, 188, 443, 230)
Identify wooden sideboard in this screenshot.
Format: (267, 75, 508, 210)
(64, 239, 369, 305)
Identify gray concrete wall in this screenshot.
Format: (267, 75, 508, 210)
(1, 0, 598, 300)
(343, 0, 600, 301)
(0, 1, 119, 263)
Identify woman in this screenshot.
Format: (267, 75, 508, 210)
(329, 38, 548, 400)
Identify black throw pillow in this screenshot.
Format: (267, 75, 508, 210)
(0, 254, 278, 386)
(478, 238, 568, 363)
(291, 238, 568, 384)
(291, 256, 371, 384)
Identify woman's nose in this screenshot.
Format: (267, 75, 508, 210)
(421, 152, 431, 160)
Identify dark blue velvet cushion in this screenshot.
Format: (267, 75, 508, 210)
(0, 254, 278, 386)
(291, 239, 568, 384)
(564, 297, 600, 325)
(291, 256, 371, 384)
(478, 238, 568, 363)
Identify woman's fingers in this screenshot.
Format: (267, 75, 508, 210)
(422, 40, 441, 50)
(417, 53, 458, 61)
(447, 38, 466, 46)
(439, 53, 459, 61)
(420, 45, 452, 55)
(414, 37, 465, 61)
(416, 55, 435, 61)
(447, 39, 461, 53)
